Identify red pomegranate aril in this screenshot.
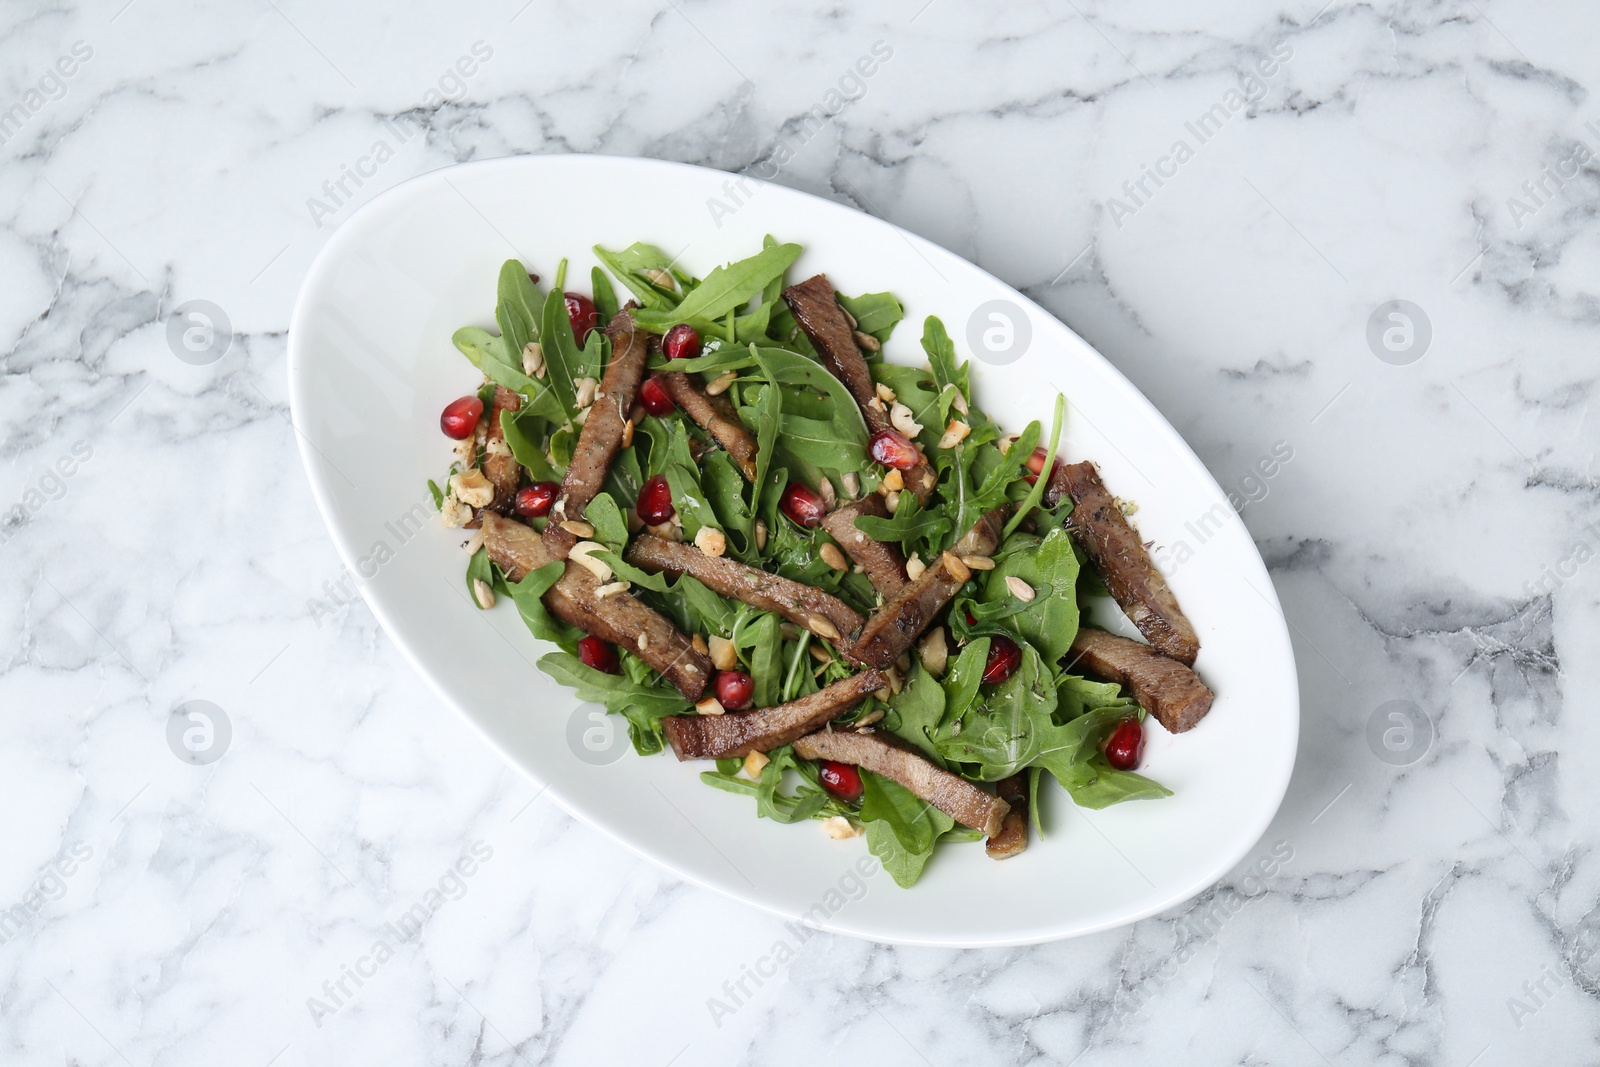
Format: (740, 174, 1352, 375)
(577, 635, 620, 675)
(1023, 446, 1061, 487)
(662, 323, 702, 361)
(514, 481, 559, 518)
(779, 482, 827, 528)
(714, 670, 754, 711)
(982, 634, 1022, 685)
(818, 760, 863, 803)
(1104, 718, 1145, 771)
(440, 395, 484, 439)
(565, 292, 600, 344)
(868, 429, 920, 470)
(639, 374, 676, 416)
(637, 474, 675, 525)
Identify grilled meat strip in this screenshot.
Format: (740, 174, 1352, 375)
(661, 372, 760, 482)
(781, 274, 936, 503)
(950, 505, 1006, 558)
(851, 551, 969, 668)
(625, 534, 863, 648)
(985, 774, 1029, 860)
(483, 386, 523, 510)
(482, 513, 710, 700)
(821, 496, 906, 598)
(1056, 461, 1199, 665)
(662, 670, 885, 760)
(794, 729, 1010, 836)
(1068, 628, 1214, 733)
(544, 310, 650, 559)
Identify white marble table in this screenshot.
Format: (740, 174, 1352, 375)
(3, 1, 1596, 1063)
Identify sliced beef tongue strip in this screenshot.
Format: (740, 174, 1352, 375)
(625, 534, 864, 651)
(543, 310, 650, 559)
(1056, 461, 1200, 665)
(985, 774, 1029, 860)
(482, 513, 711, 700)
(781, 273, 936, 503)
(1068, 627, 1214, 733)
(661, 670, 886, 761)
(821, 496, 907, 599)
(483, 386, 523, 511)
(793, 728, 1010, 837)
(660, 372, 760, 482)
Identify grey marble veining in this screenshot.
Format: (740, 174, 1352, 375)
(2, 0, 1598, 1063)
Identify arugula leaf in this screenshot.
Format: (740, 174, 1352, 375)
(1003, 394, 1065, 538)
(1052, 756, 1173, 808)
(977, 527, 1080, 663)
(427, 478, 445, 510)
(538, 271, 587, 420)
(500, 407, 561, 481)
(839, 292, 904, 343)
(854, 490, 951, 559)
(702, 450, 754, 555)
(465, 547, 494, 607)
(921, 315, 968, 401)
(732, 235, 790, 343)
(885, 661, 947, 764)
(593, 243, 678, 310)
(506, 561, 578, 645)
(585, 492, 629, 547)
(860, 772, 956, 888)
(633, 243, 803, 332)
(453, 325, 544, 400)
(747, 351, 783, 519)
(936, 639, 1059, 779)
(736, 611, 784, 707)
(496, 259, 543, 352)
(591, 265, 619, 324)
(537, 651, 690, 755)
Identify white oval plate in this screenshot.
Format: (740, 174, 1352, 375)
(288, 155, 1299, 947)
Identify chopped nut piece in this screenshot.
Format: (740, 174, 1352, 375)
(905, 553, 926, 581)
(450, 469, 494, 508)
(874, 687, 892, 701)
(647, 521, 682, 541)
(692, 633, 711, 656)
(880, 468, 904, 493)
(638, 632, 650, 651)
(643, 268, 675, 290)
(810, 644, 834, 664)
(441, 494, 473, 528)
(841, 471, 860, 497)
(889, 401, 923, 438)
(695, 696, 726, 716)
(885, 490, 901, 514)
(818, 478, 837, 510)
(896, 652, 912, 673)
(948, 386, 968, 415)
(886, 666, 902, 695)
(960, 554, 996, 571)
(464, 527, 485, 555)
(755, 520, 768, 551)
(1006, 575, 1036, 602)
(621, 418, 634, 448)
(483, 437, 512, 458)
(560, 519, 596, 538)
(866, 395, 886, 414)
(472, 579, 495, 609)
(708, 635, 738, 670)
(574, 376, 599, 408)
(819, 543, 848, 572)
(568, 541, 613, 581)
(942, 551, 972, 584)
(522, 341, 546, 378)
(742, 749, 770, 778)
(595, 581, 629, 599)
(695, 526, 728, 557)
(997, 432, 1021, 455)
(855, 709, 885, 728)
(704, 371, 738, 396)
(822, 816, 863, 840)
(875, 382, 897, 403)
(840, 305, 858, 329)
(779, 623, 802, 641)
(809, 614, 842, 641)
(452, 435, 476, 465)
(854, 330, 881, 352)
(918, 627, 949, 676)
(938, 419, 971, 449)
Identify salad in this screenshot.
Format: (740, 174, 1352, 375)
(430, 240, 1214, 887)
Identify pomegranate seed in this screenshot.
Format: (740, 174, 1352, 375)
(964, 610, 976, 626)
(1104, 718, 1145, 771)
(1023, 446, 1061, 487)
(637, 474, 675, 525)
(577, 635, 620, 674)
(818, 760, 863, 803)
(868, 430, 920, 470)
(565, 292, 600, 344)
(779, 482, 827, 528)
(514, 482, 559, 518)
(440, 395, 484, 439)
(639, 374, 676, 416)
(714, 670, 754, 711)
(662, 323, 702, 360)
(982, 634, 1021, 685)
